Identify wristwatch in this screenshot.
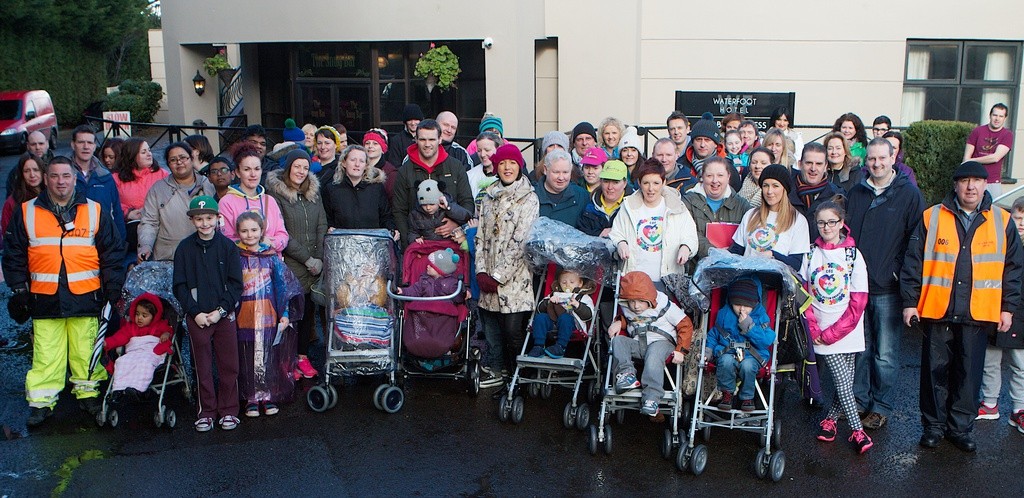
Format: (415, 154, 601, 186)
(216, 307, 228, 318)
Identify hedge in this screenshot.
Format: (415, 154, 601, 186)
(103, 79, 162, 123)
(903, 120, 976, 205)
(0, 31, 106, 127)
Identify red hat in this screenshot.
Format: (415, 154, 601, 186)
(618, 271, 658, 308)
(490, 143, 525, 169)
(363, 129, 389, 155)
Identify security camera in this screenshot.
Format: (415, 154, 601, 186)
(482, 37, 494, 49)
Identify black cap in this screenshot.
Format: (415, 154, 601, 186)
(403, 104, 424, 122)
(759, 164, 794, 194)
(571, 121, 597, 143)
(689, 112, 721, 145)
(952, 161, 989, 181)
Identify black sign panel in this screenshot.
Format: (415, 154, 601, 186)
(675, 91, 796, 130)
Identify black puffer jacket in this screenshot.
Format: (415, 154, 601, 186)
(322, 173, 395, 232)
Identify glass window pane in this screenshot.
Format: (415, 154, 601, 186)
(336, 85, 372, 132)
(298, 85, 332, 126)
(380, 82, 407, 123)
(965, 45, 1017, 82)
(959, 87, 1013, 125)
(297, 43, 371, 79)
(922, 86, 958, 121)
(377, 44, 406, 80)
(906, 44, 959, 81)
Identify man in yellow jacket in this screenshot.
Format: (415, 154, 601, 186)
(2, 157, 125, 427)
(902, 161, 1023, 452)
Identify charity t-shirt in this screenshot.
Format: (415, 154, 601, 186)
(968, 125, 1014, 183)
(733, 208, 810, 258)
(802, 243, 868, 355)
(632, 198, 667, 282)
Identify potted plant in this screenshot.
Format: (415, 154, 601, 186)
(203, 52, 236, 85)
(414, 44, 461, 92)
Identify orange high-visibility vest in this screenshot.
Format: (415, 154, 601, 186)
(918, 203, 1007, 323)
(23, 198, 101, 295)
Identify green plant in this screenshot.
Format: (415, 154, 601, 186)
(903, 120, 976, 205)
(103, 79, 163, 123)
(203, 53, 232, 77)
(414, 45, 461, 91)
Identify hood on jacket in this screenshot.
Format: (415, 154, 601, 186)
(332, 159, 384, 186)
(813, 227, 857, 249)
(406, 142, 451, 173)
(266, 168, 322, 205)
(619, 271, 658, 308)
(226, 183, 267, 200)
(129, 292, 165, 323)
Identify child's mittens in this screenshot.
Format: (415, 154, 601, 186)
(738, 316, 754, 334)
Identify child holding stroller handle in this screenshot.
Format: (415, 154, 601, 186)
(802, 200, 873, 454)
(527, 269, 596, 359)
(707, 278, 776, 413)
(608, 271, 693, 417)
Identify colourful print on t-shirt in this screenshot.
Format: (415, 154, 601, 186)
(748, 223, 780, 252)
(810, 261, 850, 306)
(637, 216, 664, 252)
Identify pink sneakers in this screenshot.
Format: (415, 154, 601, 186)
(976, 403, 1000, 420)
(297, 356, 319, 379)
(849, 429, 873, 454)
(817, 418, 837, 442)
(1009, 410, 1024, 434)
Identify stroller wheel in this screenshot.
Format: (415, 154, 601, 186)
(498, 393, 511, 422)
(602, 424, 613, 454)
(373, 384, 389, 411)
(165, 409, 177, 429)
(153, 408, 163, 428)
(575, 405, 590, 431)
(95, 410, 105, 427)
(675, 445, 690, 472)
(510, 396, 525, 424)
(307, 386, 330, 413)
(540, 384, 552, 400)
(614, 408, 626, 425)
(108, 409, 120, 428)
(690, 444, 708, 476)
(467, 362, 480, 397)
(382, 386, 404, 414)
(661, 428, 674, 460)
(528, 382, 540, 399)
(326, 385, 339, 410)
(587, 380, 600, 404)
(753, 448, 768, 479)
(772, 416, 782, 449)
(587, 424, 598, 455)
(769, 451, 785, 482)
(563, 403, 575, 429)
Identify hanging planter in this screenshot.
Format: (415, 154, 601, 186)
(414, 45, 461, 92)
(203, 53, 233, 77)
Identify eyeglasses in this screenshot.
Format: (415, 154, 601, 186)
(168, 155, 191, 165)
(816, 219, 842, 228)
(205, 167, 231, 176)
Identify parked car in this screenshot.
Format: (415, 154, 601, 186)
(0, 90, 58, 153)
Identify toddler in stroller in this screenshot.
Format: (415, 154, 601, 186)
(706, 278, 776, 413)
(527, 268, 595, 359)
(104, 292, 173, 401)
(608, 271, 693, 417)
(396, 247, 469, 363)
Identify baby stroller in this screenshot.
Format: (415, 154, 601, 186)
(388, 239, 479, 395)
(307, 229, 401, 413)
(681, 249, 803, 482)
(500, 261, 605, 428)
(96, 261, 193, 430)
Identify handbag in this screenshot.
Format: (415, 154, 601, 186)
(775, 315, 809, 366)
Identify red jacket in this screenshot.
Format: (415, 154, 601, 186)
(104, 292, 173, 356)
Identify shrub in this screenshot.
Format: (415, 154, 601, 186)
(903, 120, 976, 205)
(103, 79, 163, 123)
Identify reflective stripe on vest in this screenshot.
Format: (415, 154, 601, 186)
(918, 204, 1007, 322)
(23, 198, 102, 295)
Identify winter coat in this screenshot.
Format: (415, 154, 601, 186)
(476, 176, 539, 314)
(315, 157, 338, 187)
(172, 231, 243, 318)
(616, 291, 693, 354)
(266, 169, 329, 292)
(997, 269, 1024, 348)
(802, 233, 868, 355)
(370, 158, 398, 202)
(846, 170, 924, 294)
(609, 187, 699, 279)
(708, 279, 775, 365)
(737, 174, 762, 209)
(682, 184, 751, 261)
(443, 141, 473, 171)
(2, 188, 126, 319)
(827, 163, 864, 194)
(76, 157, 127, 240)
(137, 173, 216, 262)
(218, 184, 290, 254)
(104, 292, 173, 356)
(385, 128, 415, 168)
(789, 170, 846, 242)
(535, 179, 589, 227)
(576, 187, 627, 237)
(322, 172, 395, 232)
(392, 144, 474, 243)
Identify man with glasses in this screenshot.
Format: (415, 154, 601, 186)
(871, 115, 892, 138)
(846, 137, 925, 431)
(68, 125, 126, 240)
(964, 103, 1014, 197)
(202, 157, 235, 200)
(137, 142, 216, 262)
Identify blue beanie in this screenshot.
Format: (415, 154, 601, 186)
(480, 115, 504, 135)
(283, 118, 305, 142)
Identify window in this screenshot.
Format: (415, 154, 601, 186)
(902, 40, 1020, 125)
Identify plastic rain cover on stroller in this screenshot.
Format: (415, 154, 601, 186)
(524, 217, 618, 287)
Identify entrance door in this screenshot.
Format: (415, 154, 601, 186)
(297, 83, 372, 132)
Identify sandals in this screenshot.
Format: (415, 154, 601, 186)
(263, 402, 279, 416)
(194, 417, 214, 432)
(218, 415, 240, 430)
(245, 403, 260, 418)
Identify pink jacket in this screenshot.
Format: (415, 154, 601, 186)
(218, 185, 289, 254)
(114, 167, 169, 215)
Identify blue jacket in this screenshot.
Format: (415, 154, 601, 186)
(708, 278, 775, 364)
(535, 179, 588, 227)
(76, 157, 127, 241)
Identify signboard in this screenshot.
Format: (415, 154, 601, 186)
(102, 111, 132, 136)
(674, 91, 795, 131)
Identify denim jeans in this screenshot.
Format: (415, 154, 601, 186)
(478, 309, 529, 371)
(716, 352, 760, 401)
(531, 313, 576, 348)
(854, 292, 903, 416)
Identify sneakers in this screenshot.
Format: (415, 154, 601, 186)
(544, 344, 566, 359)
(479, 368, 505, 389)
(263, 402, 279, 416)
(296, 356, 318, 378)
(527, 345, 545, 358)
(861, 411, 888, 430)
(849, 429, 874, 454)
(1009, 410, 1024, 434)
(717, 391, 734, 411)
(740, 399, 755, 413)
(817, 418, 837, 442)
(194, 417, 214, 432)
(26, 407, 53, 427)
(976, 402, 1000, 420)
(78, 397, 102, 416)
(245, 403, 260, 418)
(218, 415, 240, 430)
(614, 371, 641, 394)
(640, 398, 659, 416)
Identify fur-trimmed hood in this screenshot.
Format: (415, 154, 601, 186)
(332, 161, 385, 186)
(266, 167, 322, 205)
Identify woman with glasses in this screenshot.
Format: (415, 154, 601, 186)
(137, 142, 216, 262)
(729, 164, 810, 271)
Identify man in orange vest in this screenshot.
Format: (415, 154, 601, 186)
(901, 161, 1023, 452)
(2, 157, 126, 428)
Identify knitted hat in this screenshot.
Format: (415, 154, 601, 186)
(580, 147, 608, 166)
(689, 112, 721, 145)
(953, 160, 988, 181)
(542, 130, 570, 152)
(618, 271, 658, 308)
(282, 118, 305, 143)
(363, 129, 389, 155)
(417, 179, 443, 205)
(490, 144, 525, 180)
(427, 248, 460, 276)
(600, 160, 628, 181)
(619, 126, 642, 153)
(403, 103, 425, 122)
(479, 115, 504, 135)
(758, 164, 794, 194)
(187, 195, 219, 217)
(316, 125, 341, 149)
(571, 121, 597, 143)
(728, 279, 759, 308)
(284, 149, 311, 173)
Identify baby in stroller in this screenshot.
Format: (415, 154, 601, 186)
(104, 293, 173, 401)
(527, 268, 595, 359)
(607, 271, 693, 417)
(397, 248, 466, 301)
(707, 278, 776, 412)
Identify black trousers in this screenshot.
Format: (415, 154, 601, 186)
(919, 321, 990, 435)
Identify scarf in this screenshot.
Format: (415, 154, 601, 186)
(795, 175, 829, 209)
